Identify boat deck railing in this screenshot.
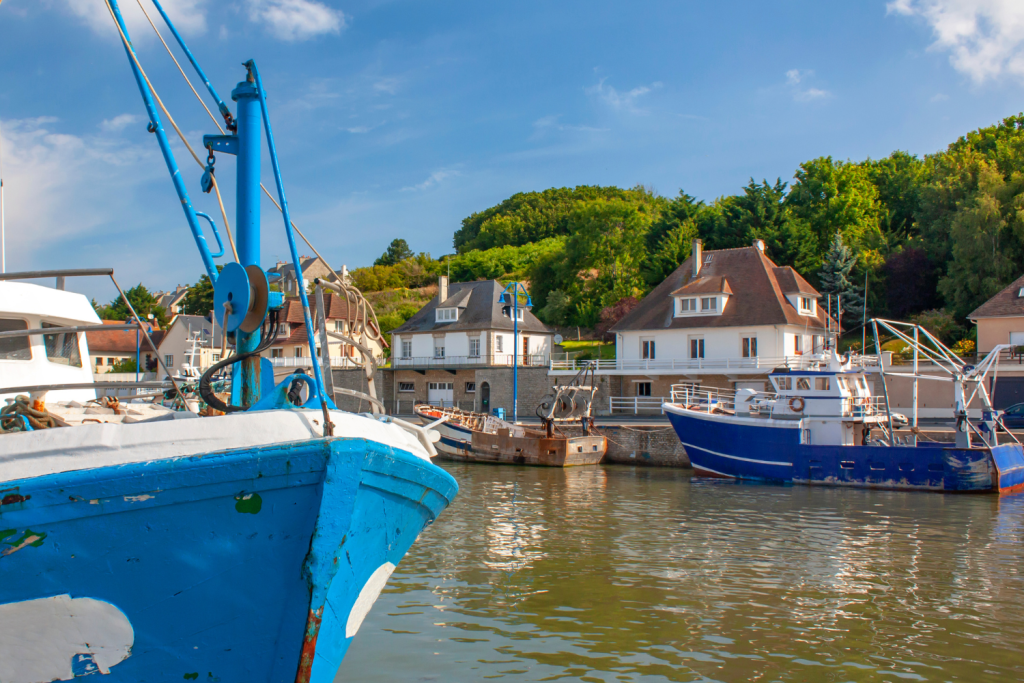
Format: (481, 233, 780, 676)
(551, 353, 882, 374)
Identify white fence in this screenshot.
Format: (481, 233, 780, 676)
(268, 356, 376, 369)
(609, 396, 668, 414)
(391, 354, 548, 368)
(551, 354, 882, 374)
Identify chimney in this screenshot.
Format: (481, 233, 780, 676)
(692, 239, 703, 277)
(753, 239, 765, 252)
(438, 275, 448, 303)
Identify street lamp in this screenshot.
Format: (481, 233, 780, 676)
(498, 281, 533, 423)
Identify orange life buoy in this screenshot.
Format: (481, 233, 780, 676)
(789, 396, 806, 413)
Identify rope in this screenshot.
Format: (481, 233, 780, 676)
(105, 0, 238, 262)
(1, 396, 60, 433)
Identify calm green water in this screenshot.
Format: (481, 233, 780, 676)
(337, 464, 1024, 682)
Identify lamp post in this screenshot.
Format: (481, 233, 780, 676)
(499, 282, 532, 423)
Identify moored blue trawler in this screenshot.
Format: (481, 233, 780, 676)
(664, 323, 1024, 493)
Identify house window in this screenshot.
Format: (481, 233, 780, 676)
(815, 377, 830, 391)
(469, 337, 481, 357)
(677, 298, 696, 315)
(641, 339, 656, 360)
(794, 335, 802, 354)
(271, 348, 283, 358)
(690, 337, 705, 359)
(108, 358, 116, 366)
(436, 308, 458, 322)
(398, 382, 415, 392)
(742, 337, 757, 358)
(502, 306, 524, 321)
(813, 335, 824, 352)
(799, 297, 814, 314)
(495, 335, 504, 353)
(334, 320, 344, 332)
(96, 357, 104, 366)
(636, 382, 652, 397)
(1018, 287, 1024, 297)
(164, 354, 173, 368)
(401, 339, 412, 358)
(295, 347, 303, 358)
(433, 339, 445, 358)
(0, 319, 31, 361)
(704, 254, 713, 264)
(466, 382, 476, 393)
(212, 353, 221, 363)
(701, 297, 717, 312)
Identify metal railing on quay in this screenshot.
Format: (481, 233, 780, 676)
(549, 354, 882, 373)
(609, 396, 668, 414)
(268, 356, 378, 369)
(391, 354, 548, 368)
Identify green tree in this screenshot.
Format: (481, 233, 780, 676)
(182, 275, 215, 316)
(374, 238, 414, 266)
(103, 284, 167, 326)
(537, 289, 571, 326)
(818, 231, 864, 326)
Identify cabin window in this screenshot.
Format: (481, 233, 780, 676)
(469, 337, 481, 358)
(775, 376, 792, 391)
(401, 339, 412, 358)
(796, 377, 811, 391)
(641, 339, 656, 360)
(689, 337, 705, 359)
(42, 322, 83, 368)
(857, 377, 869, 393)
(701, 297, 717, 312)
(815, 377, 830, 391)
(466, 382, 476, 393)
(0, 319, 31, 361)
(837, 377, 850, 392)
(398, 382, 415, 392)
(636, 382, 652, 397)
(742, 336, 757, 358)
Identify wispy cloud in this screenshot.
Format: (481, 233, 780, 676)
(784, 69, 832, 102)
(530, 115, 608, 140)
(401, 169, 459, 192)
(930, 92, 950, 102)
(248, 0, 345, 41)
(585, 78, 663, 114)
(100, 114, 141, 132)
(373, 78, 400, 95)
(888, 0, 1024, 82)
(62, 0, 207, 38)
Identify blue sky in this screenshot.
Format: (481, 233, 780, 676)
(0, 0, 1022, 302)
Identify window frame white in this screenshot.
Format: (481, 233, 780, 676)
(641, 338, 656, 360)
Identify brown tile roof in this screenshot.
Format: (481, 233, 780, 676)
(85, 320, 161, 354)
(611, 246, 828, 332)
(670, 276, 732, 297)
(280, 294, 355, 325)
(968, 273, 1024, 319)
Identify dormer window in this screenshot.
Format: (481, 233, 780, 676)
(436, 308, 458, 322)
(677, 298, 696, 315)
(701, 297, 717, 312)
(502, 306, 524, 321)
(798, 296, 815, 315)
(1019, 287, 1024, 298)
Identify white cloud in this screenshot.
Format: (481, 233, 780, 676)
(401, 169, 458, 192)
(530, 115, 607, 140)
(888, 0, 1024, 82)
(373, 78, 400, 95)
(249, 0, 345, 41)
(62, 0, 207, 39)
(585, 78, 662, 114)
(784, 70, 832, 102)
(100, 114, 141, 132)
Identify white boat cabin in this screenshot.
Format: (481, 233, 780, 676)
(0, 281, 99, 403)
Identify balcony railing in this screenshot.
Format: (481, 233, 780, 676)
(268, 356, 375, 369)
(390, 354, 548, 368)
(550, 354, 881, 374)
(609, 396, 668, 414)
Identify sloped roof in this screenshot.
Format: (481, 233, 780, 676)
(166, 314, 224, 347)
(391, 280, 552, 335)
(670, 276, 732, 297)
(611, 246, 828, 332)
(969, 273, 1024, 319)
(86, 320, 161, 353)
(773, 267, 818, 295)
(279, 294, 355, 325)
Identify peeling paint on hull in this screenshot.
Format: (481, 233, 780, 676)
(0, 437, 458, 682)
(667, 406, 1023, 493)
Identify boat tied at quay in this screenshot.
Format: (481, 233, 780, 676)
(0, 1, 457, 681)
(664, 318, 1024, 493)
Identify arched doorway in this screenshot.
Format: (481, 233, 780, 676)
(480, 382, 490, 414)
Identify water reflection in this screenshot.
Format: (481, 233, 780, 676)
(338, 466, 1024, 682)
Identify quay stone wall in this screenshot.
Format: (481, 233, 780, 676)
(561, 422, 691, 467)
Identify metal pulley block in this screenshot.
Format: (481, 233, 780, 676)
(213, 262, 270, 334)
(201, 148, 216, 194)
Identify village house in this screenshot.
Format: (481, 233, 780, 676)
(264, 294, 386, 370)
(86, 320, 162, 374)
(154, 285, 189, 318)
(550, 239, 832, 411)
(156, 314, 225, 374)
(968, 273, 1024, 406)
(267, 257, 349, 297)
(389, 276, 554, 409)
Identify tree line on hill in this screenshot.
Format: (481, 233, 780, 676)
(351, 113, 1024, 344)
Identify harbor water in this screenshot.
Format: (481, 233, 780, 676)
(338, 463, 1024, 682)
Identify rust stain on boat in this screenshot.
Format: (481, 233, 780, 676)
(294, 606, 323, 683)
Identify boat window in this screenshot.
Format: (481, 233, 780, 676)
(857, 377, 869, 393)
(815, 377, 830, 391)
(0, 319, 31, 361)
(42, 322, 82, 368)
(796, 377, 811, 390)
(774, 376, 791, 391)
(837, 377, 849, 392)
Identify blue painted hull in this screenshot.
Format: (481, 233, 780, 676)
(0, 436, 457, 682)
(665, 407, 1023, 493)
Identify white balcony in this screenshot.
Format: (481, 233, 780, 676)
(549, 354, 881, 376)
(268, 356, 373, 369)
(390, 354, 549, 369)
